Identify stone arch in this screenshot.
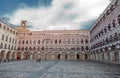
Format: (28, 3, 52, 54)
(12, 52, 16, 60)
(24, 52, 30, 60)
(17, 52, 21, 60)
(6, 51, 12, 61)
(33, 52, 38, 60)
(0, 50, 5, 61)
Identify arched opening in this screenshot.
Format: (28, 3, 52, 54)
(0, 50, 5, 61)
(65, 54, 68, 60)
(12, 52, 16, 61)
(6, 51, 11, 61)
(33, 52, 38, 60)
(76, 54, 79, 60)
(58, 54, 60, 59)
(24, 52, 30, 60)
(17, 52, 21, 60)
(84, 54, 88, 60)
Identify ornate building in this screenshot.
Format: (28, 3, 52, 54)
(0, 0, 120, 63)
(90, 0, 120, 62)
(16, 20, 90, 60)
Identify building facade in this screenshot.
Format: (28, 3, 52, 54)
(90, 0, 120, 62)
(0, 20, 18, 62)
(16, 21, 90, 60)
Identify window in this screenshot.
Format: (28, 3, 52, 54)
(0, 43, 3, 48)
(26, 40, 28, 44)
(118, 15, 120, 25)
(9, 37, 11, 43)
(19, 40, 21, 45)
(6, 36, 8, 41)
(38, 40, 40, 44)
(12, 39, 14, 44)
(8, 45, 10, 49)
(59, 40, 61, 44)
(0, 23, 2, 28)
(55, 40, 57, 44)
(81, 46, 84, 51)
(85, 39, 88, 43)
(81, 39, 83, 44)
(112, 19, 116, 28)
(4, 44, 7, 49)
(1, 34, 4, 40)
(108, 23, 111, 31)
(22, 40, 24, 44)
(86, 46, 89, 50)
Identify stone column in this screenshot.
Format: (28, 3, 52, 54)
(104, 52, 107, 61)
(119, 52, 120, 62)
(52, 54, 54, 60)
(75, 53, 77, 60)
(110, 52, 114, 62)
(68, 54, 69, 60)
(96, 53, 99, 60)
(82, 54, 85, 60)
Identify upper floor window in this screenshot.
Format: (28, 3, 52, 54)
(1, 34, 4, 40)
(59, 40, 61, 44)
(112, 19, 116, 28)
(85, 39, 88, 43)
(26, 40, 28, 44)
(0, 23, 2, 28)
(38, 40, 40, 44)
(118, 15, 120, 25)
(6, 36, 8, 42)
(81, 39, 83, 44)
(55, 39, 57, 44)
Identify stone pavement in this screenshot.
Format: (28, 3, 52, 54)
(0, 60, 120, 78)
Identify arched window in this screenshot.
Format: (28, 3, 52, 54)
(22, 40, 24, 44)
(37, 46, 40, 51)
(4, 44, 7, 49)
(118, 14, 120, 25)
(59, 40, 61, 44)
(29, 47, 32, 51)
(81, 39, 83, 44)
(85, 39, 88, 43)
(12, 39, 14, 44)
(33, 46, 36, 50)
(21, 47, 24, 50)
(34, 40, 36, 44)
(1, 34, 4, 40)
(11, 45, 13, 50)
(81, 46, 84, 51)
(0, 23, 2, 28)
(18, 47, 20, 50)
(86, 46, 89, 50)
(0, 43, 3, 48)
(38, 40, 40, 44)
(6, 36, 8, 41)
(25, 47, 28, 50)
(8, 45, 10, 49)
(9, 37, 11, 43)
(26, 40, 28, 44)
(55, 39, 57, 44)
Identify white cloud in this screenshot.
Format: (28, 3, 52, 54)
(4, 0, 110, 30)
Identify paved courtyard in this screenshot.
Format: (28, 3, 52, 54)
(0, 60, 120, 78)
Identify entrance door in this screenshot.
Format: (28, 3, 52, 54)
(76, 54, 79, 60)
(65, 54, 68, 60)
(58, 54, 60, 59)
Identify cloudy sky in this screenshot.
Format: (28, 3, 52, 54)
(0, 0, 110, 30)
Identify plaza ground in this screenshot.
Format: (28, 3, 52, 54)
(0, 60, 120, 78)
